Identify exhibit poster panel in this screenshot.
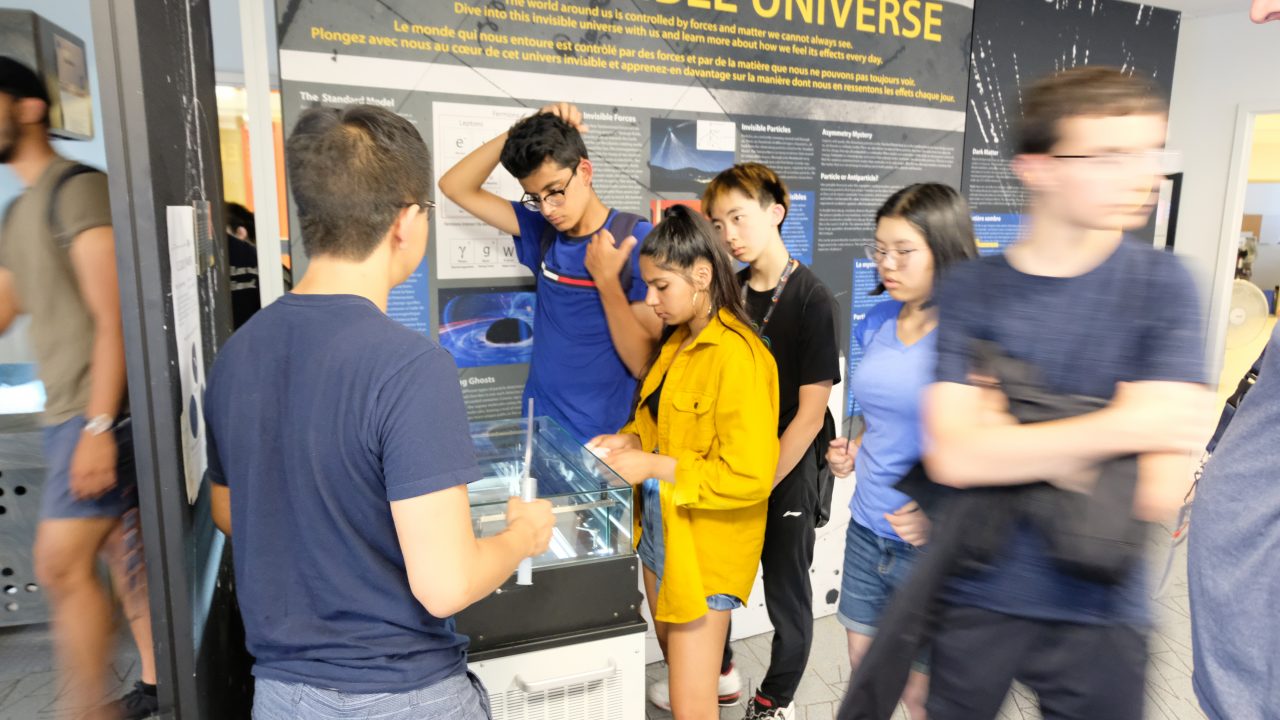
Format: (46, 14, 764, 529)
(274, 0, 973, 423)
(961, 0, 1179, 255)
(845, 256, 891, 419)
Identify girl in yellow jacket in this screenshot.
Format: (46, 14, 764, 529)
(589, 205, 780, 720)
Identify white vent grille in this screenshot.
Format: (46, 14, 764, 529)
(490, 674, 626, 720)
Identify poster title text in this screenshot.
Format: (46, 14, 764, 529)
(653, 0, 945, 41)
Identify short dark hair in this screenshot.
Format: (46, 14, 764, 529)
(702, 162, 789, 230)
(871, 183, 977, 300)
(285, 104, 431, 261)
(224, 202, 255, 240)
(1017, 66, 1166, 155)
(0, 56, 51, 126)
(499, 112, 588, 180)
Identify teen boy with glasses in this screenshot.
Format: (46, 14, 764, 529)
(440, 103, 662, 443)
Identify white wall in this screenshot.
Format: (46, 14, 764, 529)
(1250, 248, 1280, 293)
(1244, 182, 1280, 215)
(1167, 10, 1280, 378)
(208, 0, 279, 81)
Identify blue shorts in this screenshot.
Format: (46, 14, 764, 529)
(40, 416, 139, 521)
(837, 518, 921, 636)
(638, 478, 742, 613)
(252, 672, 492, 720)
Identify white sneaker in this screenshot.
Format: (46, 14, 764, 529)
(647, 663, 743, 711)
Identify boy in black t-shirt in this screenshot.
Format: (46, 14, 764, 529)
(645, 163, 839, 720)
(921, 68, 1216, 719)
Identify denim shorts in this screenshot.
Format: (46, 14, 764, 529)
(40, 416, 139, 520)
(638, 478, 742, 612)
(252, 672, 492, 719)
(837, 518, 921, 635)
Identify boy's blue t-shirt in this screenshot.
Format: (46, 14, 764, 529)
(511, 203, 652, 442)
(204, 294, 481, 693)
(849, 300, 937, 541)
(933, 239, 1206, 626)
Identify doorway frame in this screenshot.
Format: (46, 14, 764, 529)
(1207, 102, 1280, 380)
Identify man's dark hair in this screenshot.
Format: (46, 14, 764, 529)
(285, 104, 431, 261)
(0, 56, 51, 126)
(225, 202, 255, 241)
(499, 112, 589, 180)
(1017, 66, 1166, 155)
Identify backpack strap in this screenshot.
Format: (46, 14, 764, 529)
(607, 211, 645, 295)
(538, 210, 647, 295)
(1205, 348, 1266, 455)
(0, 162, 101, 257)
(48, 163, 104, 247)
(1, 198, 16, 244)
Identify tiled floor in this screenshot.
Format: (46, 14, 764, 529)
(645, 544, 1206, 720)
(0, 620, 142, 720)
(0, 546, 1205, 720)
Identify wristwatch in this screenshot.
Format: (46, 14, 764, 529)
(84, 414, 115, 437)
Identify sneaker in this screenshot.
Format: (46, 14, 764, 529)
(743, 693, 795, 719)
(646, 663, 743, 711)
(116, 681, 160, 720)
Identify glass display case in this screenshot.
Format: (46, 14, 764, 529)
(457, 417, 644, 660)
(467, 416, 634, 569)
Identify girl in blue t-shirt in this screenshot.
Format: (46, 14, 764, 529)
(826, 183, 977, 719)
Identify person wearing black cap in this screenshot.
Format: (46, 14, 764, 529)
(0, 56, 158, 719)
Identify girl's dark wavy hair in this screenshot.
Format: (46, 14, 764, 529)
(870, 183, 978, 303)
(640, 204, 752, 330)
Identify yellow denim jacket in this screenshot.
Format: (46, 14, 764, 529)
(620, 309, 780, 624)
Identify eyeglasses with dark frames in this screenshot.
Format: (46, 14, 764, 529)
(519, 166, 578, 212)
(398, 199, 437, 220)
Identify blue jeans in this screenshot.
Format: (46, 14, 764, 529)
(253, 673, 492, 719)
(838, 519, 929, 672)
(837, 518, 921, 635)
(638, 478, 742, 612)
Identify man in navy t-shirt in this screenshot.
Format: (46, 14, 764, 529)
(440, 103, 663, 442)
(921, 68, 1216, 720)
(205, 105, 554, 720)
(1188, 325, 1280, 720)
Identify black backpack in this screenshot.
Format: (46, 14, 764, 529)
(538, 210, 646, 293)
(1206, 348, 1266, 454)
(813, 409, 838, 528)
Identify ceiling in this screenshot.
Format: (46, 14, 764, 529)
(1143, 0, 1249, 17)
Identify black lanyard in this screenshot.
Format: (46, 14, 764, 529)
(744, 257, 798, 339)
